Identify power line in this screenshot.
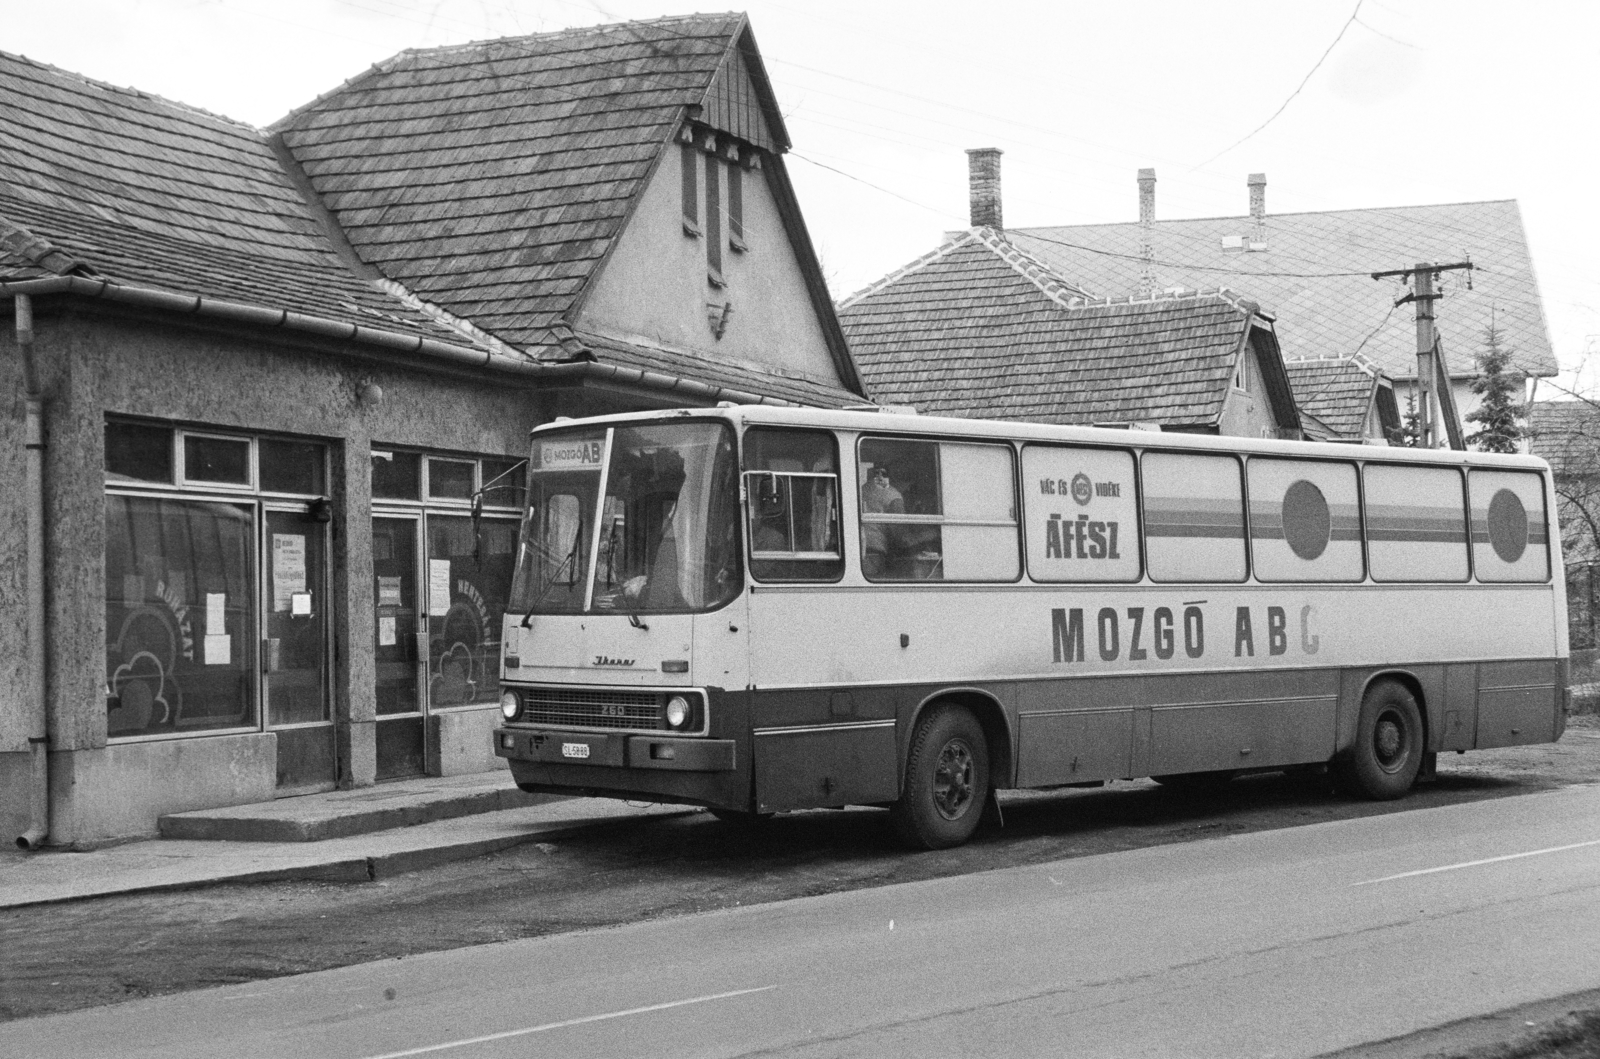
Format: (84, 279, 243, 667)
(1195, 0, 1365, 168)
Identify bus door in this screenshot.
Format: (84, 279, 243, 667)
(743, 426, 898, 813)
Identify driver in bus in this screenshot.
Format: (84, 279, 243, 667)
(860, 463, 904, 577)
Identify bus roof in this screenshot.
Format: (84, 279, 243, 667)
(530, 405, 1552, 471)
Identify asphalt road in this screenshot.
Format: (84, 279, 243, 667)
(7, 781, 1600, 1059)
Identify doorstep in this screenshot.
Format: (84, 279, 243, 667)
(159, 771, 549, 842)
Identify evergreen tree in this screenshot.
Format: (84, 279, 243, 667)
(1465, 320, 1525, 453)
(1391, 389, 1422, 446)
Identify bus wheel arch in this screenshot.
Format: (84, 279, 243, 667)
(1336, 674, 1427, 800)
(906, 689, 1013, 791)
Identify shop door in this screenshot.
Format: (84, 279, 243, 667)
(373, 515, 426, 779)
(264, 508, 335, 789)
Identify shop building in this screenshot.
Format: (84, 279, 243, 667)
(0, 15, 864, 846)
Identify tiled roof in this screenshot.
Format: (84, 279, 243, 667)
(838, 231, 1260, 427)
(573, 329, 863, 408)
(0, 50, 470, 346)
(1284, 357, 1380, 440)
(1529, 400, 1600, 478)
(1006, 199, 1555, 382)
(273, 14, 749, 351)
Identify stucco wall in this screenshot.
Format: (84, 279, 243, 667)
(1216, 339, 1282, 439)
(576, 144, 841, 386)
(4, 301, 554, 842)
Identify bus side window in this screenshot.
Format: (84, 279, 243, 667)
(1364, 464, 1469, 582)
(858, 438, 1018, 582)
(743, 427, 843, 582)
(1142, 452, 1248, 583)
(1247, 457, 1363, 582)
(1468, 468, 1549, 583)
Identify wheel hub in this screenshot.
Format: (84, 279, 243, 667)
(933, 740, 974, 820)
(1375, 716, 1404, 765)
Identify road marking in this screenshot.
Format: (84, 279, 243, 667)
(360, 985, 776, 1059)
(1353, 838, 1600, 886)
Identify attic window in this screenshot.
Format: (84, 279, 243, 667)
(725, 144, 746, 253)
(705, 138, 724, 286)
(680, 142, 701, 238)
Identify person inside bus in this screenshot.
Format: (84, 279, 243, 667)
(860, 463, 904, 577)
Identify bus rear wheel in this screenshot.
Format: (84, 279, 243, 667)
(891, 704, 989, 850)
(1336, 680, 1424, 800)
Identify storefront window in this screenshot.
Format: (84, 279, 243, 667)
(104, 421, 330, 742)
(105, 495, 257, 736)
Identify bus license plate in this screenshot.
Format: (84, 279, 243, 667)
(561, 742, 591, 759)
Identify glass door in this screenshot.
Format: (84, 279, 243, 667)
(264, 507, 334, 789)
(373, 514, 426, 778)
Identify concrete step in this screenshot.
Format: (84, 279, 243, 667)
(158, 771, 551, 842)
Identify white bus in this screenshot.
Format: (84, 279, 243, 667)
(494, 405, 1569, 848)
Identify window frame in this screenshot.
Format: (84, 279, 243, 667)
(855, 434, 1023, 585)
(1139, 449, 1250, 585)
(742, 426, 845, 585)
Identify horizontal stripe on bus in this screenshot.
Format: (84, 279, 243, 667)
(752, 720, 897, 736)
(1470, 528, 1550, 544)
(1366, 529, 1469, 543)
(1249, 528, 1364, 542)
(1144, 523, 1246, 539)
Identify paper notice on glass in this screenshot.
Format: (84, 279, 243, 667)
(204, 634, 231, 666)
(428, 560, 451, 616)
(291, 592, 313, 617)
(378, 576, 402, 608)
(272, 534, 307, 612)
(378, 615, 397, 647)
(205, 593, 227, 635)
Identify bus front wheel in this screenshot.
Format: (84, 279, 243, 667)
(1337, 681, 1424, 800)
(891, 704, 990, 850)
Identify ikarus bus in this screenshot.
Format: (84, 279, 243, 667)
(494, 405, 1570, 848)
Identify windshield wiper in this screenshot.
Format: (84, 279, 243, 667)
(522, 514, 583, 628)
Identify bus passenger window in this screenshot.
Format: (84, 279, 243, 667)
(1247, 458, 1363, 582)
(1142, 452, 1247, 583)
(1364, 464, 1469, 582)
(743, 428, 843, 582)
(1468, 469, 1549, 583)
(1021, 445, 1140, 583)
(858, 438, 1018, 582)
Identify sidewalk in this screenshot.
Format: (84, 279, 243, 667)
(0, 773, 693, 910)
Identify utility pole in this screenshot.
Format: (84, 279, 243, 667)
(1372, 260, 1474, 448)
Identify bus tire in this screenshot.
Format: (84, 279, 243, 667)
(1337, 681, 1424, 800)
(891, 704, 989, 850)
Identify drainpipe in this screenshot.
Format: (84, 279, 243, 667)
(14, 293, 49, 850)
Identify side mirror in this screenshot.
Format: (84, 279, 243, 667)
(758, 472, 782, 504)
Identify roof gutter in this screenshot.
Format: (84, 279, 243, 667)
(0, 276, 796, 407)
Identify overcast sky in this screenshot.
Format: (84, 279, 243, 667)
(8, 0, 1598, 390)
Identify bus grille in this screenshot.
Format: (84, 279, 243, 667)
(517, 687, 663, 730)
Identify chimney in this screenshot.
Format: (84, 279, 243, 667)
(1138, 168, 1156, 225)
(1137, 168, 1156, 298)
(1248, 172, 1266, 221)
(966, 148, 1003, 229)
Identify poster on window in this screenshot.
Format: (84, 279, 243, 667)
(428, 559, 452, 617)
(272, 533, 307, 612)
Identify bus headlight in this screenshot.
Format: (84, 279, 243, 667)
(500, 690, 521, 722)
(665, 695, 692, 730)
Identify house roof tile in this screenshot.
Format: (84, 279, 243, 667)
(1284, 357, 1380, 439)
(273, 14, 749, 353)
(1006, 199, 1555, 382)
(1529, 399, 1600, 477)
(839, 232, 1260, 427)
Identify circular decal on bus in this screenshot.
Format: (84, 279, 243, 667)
(1071, 472, 1093, 506)
(1282, 479, 1331, 561)
(1487, 488, 1528, 563)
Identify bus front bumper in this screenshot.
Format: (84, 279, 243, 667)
(494, 728, 736, 772)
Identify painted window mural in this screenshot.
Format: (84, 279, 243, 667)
(1468, 469, 1550, 583)
(1247, 458, 1364, 582)
(104, 495, 256, 736)
(1364, 464, 1469, 583)
(1141, 452, 1247, 583)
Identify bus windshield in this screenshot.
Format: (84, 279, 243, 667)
(509, 420, 742, 615)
